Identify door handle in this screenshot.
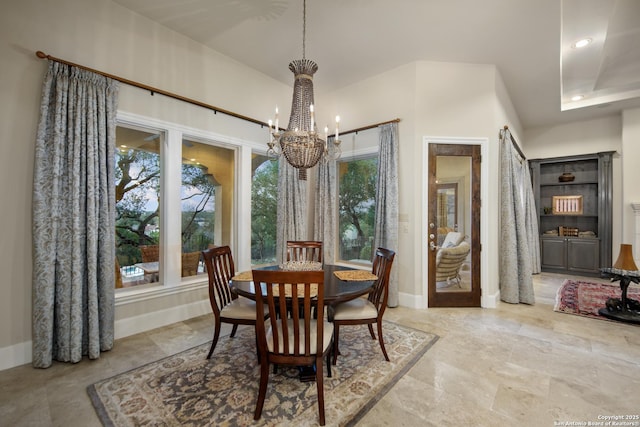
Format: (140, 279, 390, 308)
(430, 241, 438, 251)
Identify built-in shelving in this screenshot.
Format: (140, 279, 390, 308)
(529, 152, 614, 276)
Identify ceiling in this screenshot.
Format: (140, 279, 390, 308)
(112, 0, 640, 130)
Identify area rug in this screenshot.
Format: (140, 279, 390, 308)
(87, 321, 438, 426)
(554, 279, 640, 320)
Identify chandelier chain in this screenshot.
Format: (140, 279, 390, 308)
(302, 0, 306, 59)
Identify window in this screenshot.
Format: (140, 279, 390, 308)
(251, 155, 278, 266)
(114, 122, 236, 288)
(337, 156, 378, 264)
(115, 125, 162, 287)
(181, 139, 234, 278)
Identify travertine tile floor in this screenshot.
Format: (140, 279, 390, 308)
(1, 272, 639, 426)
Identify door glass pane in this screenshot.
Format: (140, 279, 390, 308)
(251, 155, 278, 266)
(115, 125, 162, 288)
(435, 155, 471, 292)
(181, 139, 234, 278)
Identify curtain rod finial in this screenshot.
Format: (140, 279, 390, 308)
(503, 125, 509, 130)
(36, 51, 48, 59)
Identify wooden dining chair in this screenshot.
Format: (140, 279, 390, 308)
(286, 240, 323, 263)
(331, 247, 395, 365)
(201, 246, 268, 359)
(251, 269, 333, 426)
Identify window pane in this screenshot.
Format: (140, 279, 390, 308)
(115, 126, 162, 288)
(181, 139, 234, 278)
(338, 157, 378, 264)
(251, 155, 278, 266)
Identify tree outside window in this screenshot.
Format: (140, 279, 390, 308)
(251, 157, 278, 266)
(338, 157, 378, 263)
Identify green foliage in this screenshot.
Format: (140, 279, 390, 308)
(251, 159, 278, 264)
(338, 158, 378, 261)
(115, 149, 216, 266)
(181, 164, 216, 252)
(115, 148, 161, 266)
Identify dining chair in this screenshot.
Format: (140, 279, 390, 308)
(286, 240, 323, 263)
(140, 244, 159, 262)
(201, 245, 268, 360)
(251, 269, 333, 426)
(331, 247, 395, 365)
(181, 251, 201, 277)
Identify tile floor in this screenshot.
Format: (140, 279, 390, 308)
(1, 272, 639, 426)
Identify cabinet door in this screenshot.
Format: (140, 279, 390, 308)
(567, 238, 600, 274)
(541, 238, 567, 269)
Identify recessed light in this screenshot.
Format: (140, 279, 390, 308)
(571, 95, 584, 102)
(572, 38, 592, 49)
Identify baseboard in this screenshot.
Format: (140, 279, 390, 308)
(482, 289, 500, 308)
(0, 340, 32, 372)
(397, 291, 425, 309)
(0, 300, 211, 372)
(115, 299, 210, 339)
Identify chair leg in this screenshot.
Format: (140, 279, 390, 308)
(367, 324, 376, 339)
(326, 345, 332, 378)
(230, 324, 239, 338)
(332, 324, 340, 365)
(254, 359, 270, 421)
(206, 320, 221, 359)
(316, 356, 326, 426)
(376, 319, 390, 361)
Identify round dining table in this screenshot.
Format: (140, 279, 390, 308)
(231, 264, 375, 305)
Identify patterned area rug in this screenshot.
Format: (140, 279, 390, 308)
(87, 322, 438, 426)
(554, 279, 640, 320)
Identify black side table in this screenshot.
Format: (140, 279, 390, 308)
(599, 267, 640, 324)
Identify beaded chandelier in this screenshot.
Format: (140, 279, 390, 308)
(267, 0, 341, 180)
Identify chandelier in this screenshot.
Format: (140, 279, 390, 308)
(267, 0, 341, 180)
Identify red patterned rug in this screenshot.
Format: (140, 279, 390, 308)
(554, 279, 640, 320)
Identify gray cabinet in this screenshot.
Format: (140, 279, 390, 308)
(541, 236, 600, 274)
(530, 152, 613, 276)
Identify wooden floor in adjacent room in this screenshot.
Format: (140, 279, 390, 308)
(1, 272, 638, 426)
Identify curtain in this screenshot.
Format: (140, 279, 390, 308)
(499, 128, 538, 304)
(373, 123, 399, 307)
(313, 137, 337, 263)
(276, 158, 308, 264)
(32, 61, 119, 368)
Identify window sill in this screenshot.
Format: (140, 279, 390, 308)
(115, 278, 208, 306)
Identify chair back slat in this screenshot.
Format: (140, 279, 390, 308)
(286, 241, 323, 263)
(202, 246, 236, 315)
(253, 269, 324, 358)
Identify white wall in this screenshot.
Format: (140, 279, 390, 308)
(0, 0, 292, 370)
(524, 116, 623, 254)
(621, 108, 640, 253)
(2, 0, 634, 371)
(321, 61, 516, 308)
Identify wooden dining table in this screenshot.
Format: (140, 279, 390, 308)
(231, 264, 376, 306)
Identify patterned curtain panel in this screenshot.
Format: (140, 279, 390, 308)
(32, 61, 119, 368)
(523, 161, 541, 274)
(499, 128, 537, 304)
(313, 137, 337, 264)
(276, 158, 308, 264)
(373, 123, 399, 307)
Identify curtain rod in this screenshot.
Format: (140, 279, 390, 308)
(36, 50, 400, 142)
(36, 50, 269, 128)
(331, 118, 401, 138)
(502, 125, 526, 160)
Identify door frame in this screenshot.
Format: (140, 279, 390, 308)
(422, 136, 489, 308)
